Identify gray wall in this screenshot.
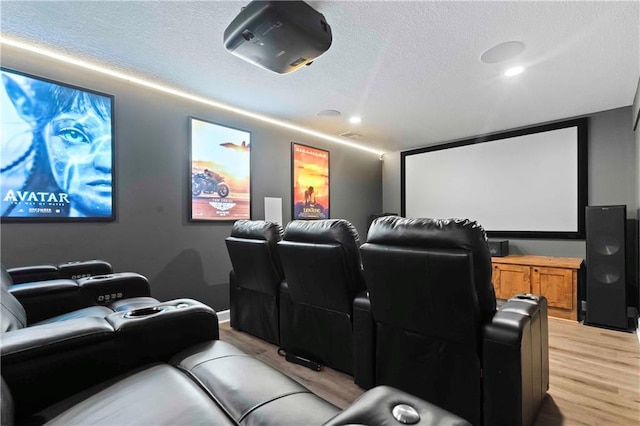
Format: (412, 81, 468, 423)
(634, 77, 640, 311)
(0, 45, 382, 310)
(383, 107, 638, 305)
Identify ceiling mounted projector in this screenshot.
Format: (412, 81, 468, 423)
(223, 1, 332, 74)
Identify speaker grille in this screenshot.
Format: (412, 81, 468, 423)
(593, 235, 620, 256)
(585, 205, 627, 330)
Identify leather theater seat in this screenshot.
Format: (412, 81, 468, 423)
(278, 219, 366, 374)
(6, 259, 113, 284)
(1, 298, 220, 420)
(354, 216, 549, 426)
(1, 264, 158, 331)
(225, 220, 285, 345)
(2, 338, 472, 426)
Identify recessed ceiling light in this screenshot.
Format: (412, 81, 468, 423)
(349, 116, 362, 124)
(504, 66, 525, 77)
(480, 41, 525, 64)
(317, 109, 341, 118)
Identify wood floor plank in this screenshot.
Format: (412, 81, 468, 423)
(220, 317, 640, 425)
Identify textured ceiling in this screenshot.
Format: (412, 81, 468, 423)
(1, 0, 638, 153)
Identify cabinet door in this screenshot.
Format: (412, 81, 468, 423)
(492, 264, 531, 299)
(532, 267, 574, 310)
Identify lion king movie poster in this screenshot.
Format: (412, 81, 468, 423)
(292, 143, 329, 220)
(190, 118, 250, 221)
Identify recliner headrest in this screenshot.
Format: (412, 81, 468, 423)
(283, 219, 361, 248)
(367, 216, 487, 251)
(230, 220, 283, 243)
(366, 216, 496, 323)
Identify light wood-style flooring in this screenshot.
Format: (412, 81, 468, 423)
(219, 318, 640, 425)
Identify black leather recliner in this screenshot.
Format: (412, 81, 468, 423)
(225, 220, 285, 345)
(1, 263, 158, 331)
(2, 335, 471, 426)
(1, 297, 220, 420)
(6, 259, 113, 284)
(354, 216, 549, 426)
(278, 219, 366, 374)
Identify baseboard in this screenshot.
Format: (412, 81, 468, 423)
(217, 309, 230, 324)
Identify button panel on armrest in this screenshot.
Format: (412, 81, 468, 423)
(57, 259, 112, 280)
(77, 272, 151, 305)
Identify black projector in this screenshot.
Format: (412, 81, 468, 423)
(223, 1, 332, 74)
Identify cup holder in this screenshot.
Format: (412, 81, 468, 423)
(513, 293, 539, 301)
(509, 293, 540, 303)
(123, 306, 165, 319)
(88, 274, 111, 280)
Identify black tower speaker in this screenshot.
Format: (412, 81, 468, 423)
(585, 205, 629, 330)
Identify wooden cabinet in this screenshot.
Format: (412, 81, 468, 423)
(492, 264, 531, 298)
(492, 255, 583, 320)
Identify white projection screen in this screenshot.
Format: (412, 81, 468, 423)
(401, 119, 588, 239)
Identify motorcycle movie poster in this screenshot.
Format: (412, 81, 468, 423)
(190, 118, 251, 221)
(0, 68, 115, 222)
(292, 143, 329, 220)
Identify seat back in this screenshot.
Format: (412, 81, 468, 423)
(226, 220, 284, 296)
(1, 266, 27, 332)
(279, 219, 364, 312)
(278, 219, 365, 373)
(360, 216, 496, 425)
(225, 220, 284, 344)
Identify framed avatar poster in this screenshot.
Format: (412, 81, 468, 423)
(0, 68, 115, 222)
(189, 117, 251, 221)
(292, 142, 329, 220)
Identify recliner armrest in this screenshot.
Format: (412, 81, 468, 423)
(229, 270, 239, 329)
(1, 317, 114, 361)
(323, 385, 471, 425)
(56, 259, 113, 280)
(279, 281, 293, 352)
(482, 295, 548, 426)
(9, 279, 85, 325)
(6, 265, 58, 284)
(8, 272, 150, 325)
(77, 272, 151, 305)
(105, 299, 219, 369)
(9, 273, 152, 325)
(1, 318, 120, 418)
(8, 279, 79, 299)
(353, 290, 375, 389)
(6, 260, 113, 284)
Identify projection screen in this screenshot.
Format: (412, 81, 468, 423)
(401, 119, 587, 239)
